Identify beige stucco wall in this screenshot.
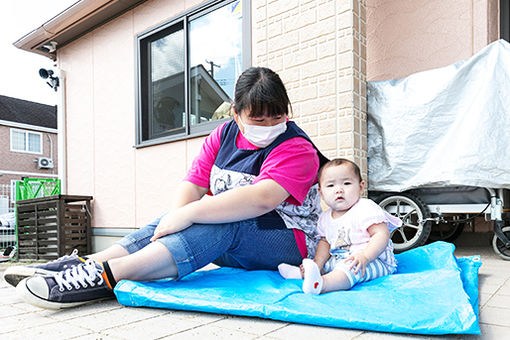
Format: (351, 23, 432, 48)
(366, 0, 500, 81)
(58, 0, 210, 230)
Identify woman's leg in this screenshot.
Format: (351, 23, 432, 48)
(17, 217, 303, 309)
(109, 241, 177, 281)
(93, 216, 178, 281)
(4, 217, 152, 288)
(87, 244, 129, 263)
(108, 216, 302, 282)
(213, 219, 302, 270)
(16, 219, 231, 309)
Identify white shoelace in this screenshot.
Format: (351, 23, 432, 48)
(54, 259, 104, 292)
(47, 249, 79, 264)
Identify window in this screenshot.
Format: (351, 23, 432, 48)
(502, 0, 510, 42)
(136, 0, 250, 145)
(10, 129, 42, 154)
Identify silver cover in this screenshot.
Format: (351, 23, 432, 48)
(367, 39, 510, 191)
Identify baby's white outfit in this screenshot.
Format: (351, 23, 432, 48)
(318, 198, 402, 287)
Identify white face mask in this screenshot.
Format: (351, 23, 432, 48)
(238, 116, 287, 148)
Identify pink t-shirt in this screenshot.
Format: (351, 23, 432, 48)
(184, 121, 319, 205)
(184, 121, 320, 257)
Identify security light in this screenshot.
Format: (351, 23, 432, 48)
(39, 68, 59, 91)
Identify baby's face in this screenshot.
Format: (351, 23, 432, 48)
(319, 164, 364, 218)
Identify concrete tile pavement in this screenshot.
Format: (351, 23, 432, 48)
(1, 233, 509, 340)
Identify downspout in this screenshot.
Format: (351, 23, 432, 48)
(46, 134, 54, 174)
(57, 70, 67, 194)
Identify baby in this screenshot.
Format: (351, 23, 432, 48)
(278, 158, 402, 294)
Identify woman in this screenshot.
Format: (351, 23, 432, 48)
(8, 67, 328, 309)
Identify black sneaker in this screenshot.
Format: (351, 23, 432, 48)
(3, 249, 86, 287)
(17, 259, 114, 309)
(0, 246, 16, 263)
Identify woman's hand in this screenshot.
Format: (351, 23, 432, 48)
(149, 181, 208, 242)
(150, 207, 193, 242)
(344, 252, 370, 277)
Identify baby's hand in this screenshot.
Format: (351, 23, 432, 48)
(344, 252, 369, 277)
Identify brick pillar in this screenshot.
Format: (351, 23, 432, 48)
(253, 0, 368, 180)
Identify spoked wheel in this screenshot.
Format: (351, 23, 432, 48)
(376, 193, 432, 252)
(428, 221, 465, 243)
(492, 226, 510, 261)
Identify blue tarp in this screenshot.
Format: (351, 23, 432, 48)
(115, 242, 481, 335)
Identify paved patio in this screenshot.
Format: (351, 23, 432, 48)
(1, 232, 509, 339)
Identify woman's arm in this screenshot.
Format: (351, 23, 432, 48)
(171, 180, 209, 209)
(150, 179, 290, 241)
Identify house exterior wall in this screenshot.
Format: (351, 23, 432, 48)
(57, 0, 499, 237)
(365, 0, 499, 234)
(58, 0, 210, 230)
(57, 0, 367, 233)
(253, 0, 368, 177)
(0, 124, 58, 187)
(366, 0, 500, 81)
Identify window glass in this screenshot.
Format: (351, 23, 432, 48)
(149, 26, 185, 140)
(28, 133, 41, 153)
(189, 1, 242, 125)
(137, 0, 250, 145)
(502, 0, 510, 42)
(11, 130, 26, 151)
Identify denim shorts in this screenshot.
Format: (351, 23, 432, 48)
(117, 215, 303, 279)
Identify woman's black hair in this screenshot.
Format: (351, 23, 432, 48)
(233, 67, 292, 118)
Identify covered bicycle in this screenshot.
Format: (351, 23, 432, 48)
(367, 40, 510, 259)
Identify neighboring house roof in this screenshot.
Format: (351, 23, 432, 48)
(0, 95, 57, 129)
(14, 0, 148, 60)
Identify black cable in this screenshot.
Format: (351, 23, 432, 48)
(445, 202, 492, 224)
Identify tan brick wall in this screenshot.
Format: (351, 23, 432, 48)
(253, 0, 367, 179)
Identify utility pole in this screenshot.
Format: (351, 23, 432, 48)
(205, 60, 221, 77)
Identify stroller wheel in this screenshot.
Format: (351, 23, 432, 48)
(376, 192, 431, 253)
(428, 221, 465, 243)
(493, 226, 510, 260)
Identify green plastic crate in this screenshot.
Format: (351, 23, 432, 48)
(15, 178, 61, 201)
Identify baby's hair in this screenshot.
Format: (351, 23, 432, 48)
(317, 158, 363, 185)
(233, 67, 293, 118)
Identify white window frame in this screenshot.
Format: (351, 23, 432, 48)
(10, 128, 43, 154)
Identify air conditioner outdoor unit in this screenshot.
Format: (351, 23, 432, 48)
(37, 157, 54, 169)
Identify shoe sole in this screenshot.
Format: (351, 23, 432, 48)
(3, 267, 55, 287)
(16, 278, 114, 310)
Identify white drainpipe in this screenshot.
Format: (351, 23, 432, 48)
(57, 69, 67, 194)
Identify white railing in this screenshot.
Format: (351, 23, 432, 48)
(0, 183, 16, 253)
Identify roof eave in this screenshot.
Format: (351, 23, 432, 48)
(13, 0, 148, 60)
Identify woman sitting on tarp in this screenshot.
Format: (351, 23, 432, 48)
(7, 67, 328, 309)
